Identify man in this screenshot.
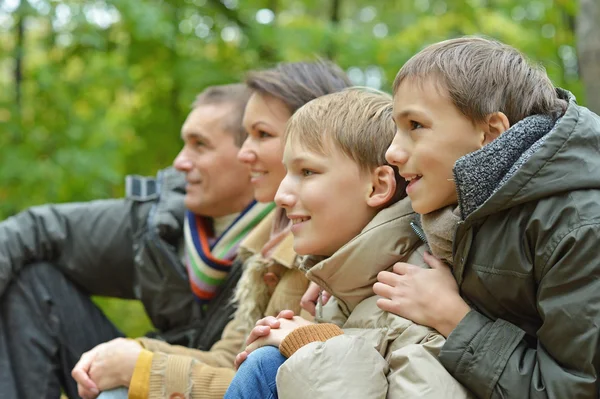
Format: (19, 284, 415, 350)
(0, 84, 270, 398)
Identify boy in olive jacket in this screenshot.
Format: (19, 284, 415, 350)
(225, 88, 471, 398)
(374, 37, 600, 398)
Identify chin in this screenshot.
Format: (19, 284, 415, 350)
(184, 196, 202, 211)
(292, 242, 312, 256)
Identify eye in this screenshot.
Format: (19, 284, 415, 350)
(193, 140, 206, 149)
(301, 169, 315, 177)
(409, 120, 423, 130)
(258, 130, 273, 139)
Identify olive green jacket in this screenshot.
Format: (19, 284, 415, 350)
(439, 90, 600, 398)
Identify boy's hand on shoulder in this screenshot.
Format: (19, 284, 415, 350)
(374, 252, 470, 337)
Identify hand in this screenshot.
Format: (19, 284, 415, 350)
(234, 313, 313, 369)
(234, 310, 296, 369)
(373, 252, 470, 337)
(300, 282, 331, 316)
(72, 338, 142, 399)
(245, 316, 313, 353)
(245, 310, 295, 347)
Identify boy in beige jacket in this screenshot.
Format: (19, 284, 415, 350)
(225, 88, 471, 399)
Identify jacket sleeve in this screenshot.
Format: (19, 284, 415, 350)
(439, 225, 600, 398)
(128, 350, 235, 399)
(137, 316, 246, 369)
(0, 197, 152, 298)
(276, 322, 471, 399)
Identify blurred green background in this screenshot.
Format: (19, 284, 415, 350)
(1, 0, 597, 337)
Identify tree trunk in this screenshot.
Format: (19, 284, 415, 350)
(326, 0, 341, 59)
(576, 0, 600, 113)
(15, 8, 25, 113)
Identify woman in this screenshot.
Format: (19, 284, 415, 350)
(90, 61, 351, 399)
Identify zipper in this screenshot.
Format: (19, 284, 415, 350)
(410, 221, 428, 244)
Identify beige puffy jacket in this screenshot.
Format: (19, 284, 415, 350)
(275, 198, 473, 399)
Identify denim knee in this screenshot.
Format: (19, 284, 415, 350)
(97, 387, 128, 399)
(224, 346, 286, 399)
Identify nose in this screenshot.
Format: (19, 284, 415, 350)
(237, 137, 257, 164)
(385, 133, 410, 167)
(173, 147, 193, 171)
(274, 174, 296, 209)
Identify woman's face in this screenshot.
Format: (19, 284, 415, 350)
(238, 93, 292, 203)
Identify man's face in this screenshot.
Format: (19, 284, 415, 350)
(275, 140, 377, 257)
(386, 78, 485, 215)
(173, 103, 254, 217)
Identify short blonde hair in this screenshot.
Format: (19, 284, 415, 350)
(393, 36, 567, 125)
(284, 88, 395, 172)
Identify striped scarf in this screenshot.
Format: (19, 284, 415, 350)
(184, 200, 275, 304)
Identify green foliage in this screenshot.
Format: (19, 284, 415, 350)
(0, 0, 582, 336)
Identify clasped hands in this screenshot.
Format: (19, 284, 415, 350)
(234, 310, 313, 369)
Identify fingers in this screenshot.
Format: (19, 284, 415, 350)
(392, 262, 416, 275)
(234, 351, 248, 370)
(376, 270, 403, 287)
(321, 290, 331, 305)
(72, 352, 99, 395)
(376, 297, 401, 315)
(300, 282, 320, 316)
(77, 384, 100, 399)
(373, 281, 396, 299)
(300, 297, 317, 316)
(246, 325, 271, 345)
(277, 309, 295, 319)
(255, 316, 280, 328)
(423, 251, 448, 269)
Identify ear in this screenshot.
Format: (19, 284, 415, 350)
(366, 165, 396, 209)
(481, 112, 510, 146)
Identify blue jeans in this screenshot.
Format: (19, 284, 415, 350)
(224, 346, 286, 399)
(97, 387, 128, 399)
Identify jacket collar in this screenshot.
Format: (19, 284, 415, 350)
(302, 197, 421, 315)
(239, 207, 296, 269)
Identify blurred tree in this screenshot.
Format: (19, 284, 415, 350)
(577, 0, 600, 113)
(0, 0, 584, 336)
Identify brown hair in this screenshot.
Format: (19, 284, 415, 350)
(245, 60, 352, 114)
(393, 36, 567, 125)
(192, 83, 251, 146)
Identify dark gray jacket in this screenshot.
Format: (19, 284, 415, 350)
(0, 167, 239, 348)
(439, 91, 600, 397)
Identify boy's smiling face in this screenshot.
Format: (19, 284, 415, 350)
(386, 78, 487, 215)
(275, 140, 380, 257)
